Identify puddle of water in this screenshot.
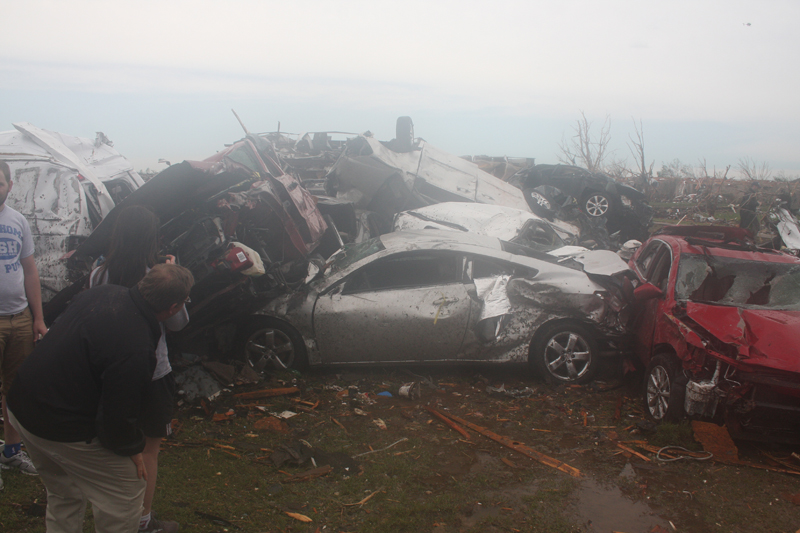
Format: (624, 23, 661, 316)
(575, 477, 670, 533)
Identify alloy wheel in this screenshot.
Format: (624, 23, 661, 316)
(543, 331, 592, 382)
(244, 327, 295, 371)
(585, 194, 610, 216)
(646, 365, 671, 420)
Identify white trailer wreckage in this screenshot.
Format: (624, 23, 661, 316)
(1, 122, 143, 301)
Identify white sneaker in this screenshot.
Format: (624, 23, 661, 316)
(0, 450, 38, 475)
(0, 470, 4, 490)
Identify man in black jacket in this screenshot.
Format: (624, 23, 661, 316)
(7, 264, 193, 533)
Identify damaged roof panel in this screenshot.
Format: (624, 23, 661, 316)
(328, 136, 531, 213)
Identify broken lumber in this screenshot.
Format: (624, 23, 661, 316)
(233, 387, 300, 400)
(282, 465, 333, 483)
(432, 409, 581, 477)
(425, 406, 471, 440)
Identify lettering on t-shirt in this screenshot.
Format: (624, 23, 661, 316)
(0, 224, 24, 272)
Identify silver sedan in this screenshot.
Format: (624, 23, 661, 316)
(239, 230, 633, 384)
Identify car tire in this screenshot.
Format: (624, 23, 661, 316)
(582, 192, 611, 217)
(237, 317, 308, 372)
(531, 322, 599, 384)
(643, 352, 686, 423)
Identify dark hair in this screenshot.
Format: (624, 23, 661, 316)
(0, 161, 10, 185)
(138, 264, 194, 312)
(100, 205, 161, 288)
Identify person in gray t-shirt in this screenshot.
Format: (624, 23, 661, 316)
(0, 160, 47, 479)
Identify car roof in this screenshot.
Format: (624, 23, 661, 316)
(653, 226, 800, 264)
(379, 229, 504, 252)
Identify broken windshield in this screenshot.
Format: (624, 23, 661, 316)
(675, 253, 800, 310)
(327, 238, 385, 275)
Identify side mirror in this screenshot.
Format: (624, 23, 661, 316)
(634, 282, 663, 302)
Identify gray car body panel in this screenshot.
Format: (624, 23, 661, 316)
(257, 230, 632, 367)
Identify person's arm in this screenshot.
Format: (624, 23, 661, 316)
(20, 255, 47, 339)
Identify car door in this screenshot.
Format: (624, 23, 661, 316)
(632, 240, 675, 365)
(312, 250, 476, 364)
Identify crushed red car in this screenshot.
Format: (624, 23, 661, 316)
(630, 225, 800, 442)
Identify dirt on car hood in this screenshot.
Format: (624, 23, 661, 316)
(684, 301, 800, 374)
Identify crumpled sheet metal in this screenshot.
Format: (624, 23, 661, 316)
(475, 275, 512, 321)
(393, 202, 550, 242)
(8, 122, 144, 216)
(569, 249, 631, 277)
(7, 163, 94, 300)
(329, 136, 531, 212)
(2, 124, 143, 300)
(775, 207, 800, 251)
(507, 279, 607, 323)
(682, 302, 800, 374)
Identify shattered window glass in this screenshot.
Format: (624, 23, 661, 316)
(636, 242, 661, 276)
(327, 238, 385, 274)
(513, 220, 565, 252)
(225, 145, 262, 175)
(675, 253, 800, 310)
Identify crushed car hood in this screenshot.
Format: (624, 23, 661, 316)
(684, 302, 800, 374)
(569, 250, 631, 277)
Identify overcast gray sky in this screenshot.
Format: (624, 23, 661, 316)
(2, 0, 798, 177)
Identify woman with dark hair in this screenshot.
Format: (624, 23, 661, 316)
(94, 205, 161, 287)
(90, 205, 185, 533)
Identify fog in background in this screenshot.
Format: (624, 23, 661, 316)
(2, 0, 798, 178)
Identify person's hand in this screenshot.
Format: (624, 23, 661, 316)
(32, 319, 48, 341)
(164, 255, 176, 265)
(130, 453, 148, 480)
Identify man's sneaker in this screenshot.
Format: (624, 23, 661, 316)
(0, 471, 4, 490)
(0, 450, 38, 475)
(139, 512, 180, 533)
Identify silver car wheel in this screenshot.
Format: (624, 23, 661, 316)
(543, 331, 592, 382)
(244, 327, 296, 372)
(585, 194, 610, 217)
(646, 364, 671, 421)
(529, 191, 552, 210)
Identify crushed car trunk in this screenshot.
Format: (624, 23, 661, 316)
(47, 137, 330, 335)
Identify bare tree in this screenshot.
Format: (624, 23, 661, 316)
(557, 111, 611, 172)
(658, 159, 697, 179)
(737, 157, 771, 181)
(605, 157, 632, 180)
(627, 118, 654, 193)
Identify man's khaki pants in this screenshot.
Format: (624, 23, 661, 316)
(9, 410, 146, 533)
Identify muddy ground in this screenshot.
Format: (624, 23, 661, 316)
(4, 362, 799, 533)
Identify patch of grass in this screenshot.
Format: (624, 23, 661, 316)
(648, 420, 700, 450)
(4, 367, 800, 533)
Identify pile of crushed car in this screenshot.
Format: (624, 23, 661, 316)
(3, 117, 799, 443)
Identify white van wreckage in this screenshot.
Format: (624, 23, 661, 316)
(0, 122, 143, 300)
